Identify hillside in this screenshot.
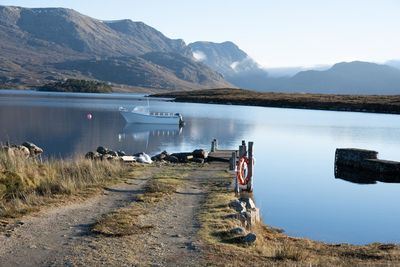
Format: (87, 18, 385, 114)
(188, 41, 269, 89)
(0, 5, 231, 90)
(263, 61, 400, 94)
(189, 40, 400, 94)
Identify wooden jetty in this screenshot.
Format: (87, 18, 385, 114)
(209, 139, 255, 193)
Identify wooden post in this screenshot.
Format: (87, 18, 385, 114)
(229, 151, 236, 170)
(247, 141, 254, 192)
(239, 140, 247, 158)
(211, 139, 216, 152)
(234, 151, 239, 195)
(214, 139, 218, 151)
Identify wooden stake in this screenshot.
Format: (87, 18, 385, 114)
(247, 141, 254, 192)
(230, 151, 236, 170)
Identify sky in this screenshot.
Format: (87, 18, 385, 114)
(0, 0, 399, 68)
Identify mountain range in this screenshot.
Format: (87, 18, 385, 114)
(190, 41, 400, 95)
(0, 5, 230, 90)
(1, 5, 400, 94)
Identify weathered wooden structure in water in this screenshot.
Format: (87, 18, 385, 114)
(210, 139, 260, 231)
(335, 148, 400, 182)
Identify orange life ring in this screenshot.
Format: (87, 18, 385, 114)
(236, 156, 251, 185)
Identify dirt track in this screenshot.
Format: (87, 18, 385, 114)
(0, 164, 219, 266)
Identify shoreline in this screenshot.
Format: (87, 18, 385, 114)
(1, 151, 400, 265)
(151, 88, 400, 115)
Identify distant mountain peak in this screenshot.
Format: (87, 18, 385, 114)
(188, 41, 259, 73)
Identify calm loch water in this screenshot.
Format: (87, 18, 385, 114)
(1, 89, 400, 245)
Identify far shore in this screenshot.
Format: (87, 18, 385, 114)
(151, 88, 400, 115)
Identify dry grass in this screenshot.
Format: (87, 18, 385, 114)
(153, 88, 400, 114)
(134, 166, 187, 203)
(0, 151, 129, 219)
(92, 164, 190, 237)
(92, 204, 153, 237)
(198, 166, 400, 266)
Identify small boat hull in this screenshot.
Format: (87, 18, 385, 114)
(120, 111, 182, 124)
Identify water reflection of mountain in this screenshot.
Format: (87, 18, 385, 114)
(0, 103, 250, 158)
(335, 165, 400, 184)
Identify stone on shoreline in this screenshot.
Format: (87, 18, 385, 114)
(1, 142, 43, 159)
(239, 197, 256, 209)
(96, 146, 109, 155)
(229, 227, 246, 236)
(165, 155, 179, 163)
(242, 233, 257, 244)
(192, 149, 208, 159)
(22, 142, 43, 157)
(229, 199, 247, 213)
(151, 150, 169, 161)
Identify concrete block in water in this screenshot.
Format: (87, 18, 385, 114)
(335, 148, 400, 179)
(364, 159, 400, 174)
(335, 148, 378, 168)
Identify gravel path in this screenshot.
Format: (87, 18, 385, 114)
(51, 169, 209, 266)
(0, 163, 226, 266)
(0, 178, 148, 267)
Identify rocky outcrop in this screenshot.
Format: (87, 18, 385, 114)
(21, 142, 43, 157)
(86, 146, 153, 163)
(85, 147, 210, 165)
(226, 196, 260, 245)
(151, 149, 209, 164)
(86, 146, 124, 161)
(231, 198, 260, 226)
(1, 142, 43, 158)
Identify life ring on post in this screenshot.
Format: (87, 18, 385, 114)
(236, 156, 251, 185)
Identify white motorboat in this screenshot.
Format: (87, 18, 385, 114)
(119, 107, 184, 125)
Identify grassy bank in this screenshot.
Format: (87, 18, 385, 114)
(0, 151, 128, 219)
(199, 167, 400, 266)
(152, 88, 400, 114)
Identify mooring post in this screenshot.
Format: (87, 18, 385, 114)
(230, 151, 236, 170)
(211, 139, 216, 152)
(234, 151, 239, 195)
(214, 139, 218, 151)
(239, 140, 247, 158)
(247, 141, 254, 192)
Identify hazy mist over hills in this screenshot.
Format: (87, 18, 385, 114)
(261, 61, 400, 94)
(188, 39, 400, 94)
(188, 41, 270, 90)
(0, 4, 400, 94)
